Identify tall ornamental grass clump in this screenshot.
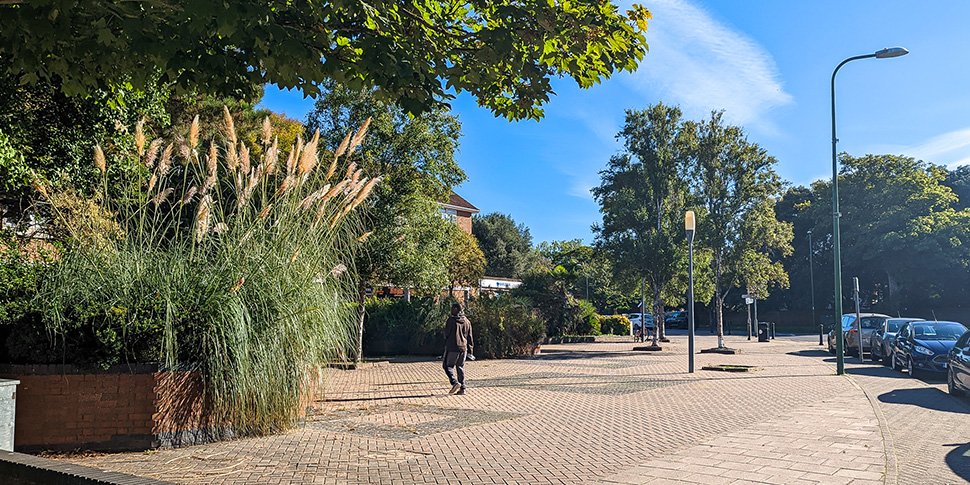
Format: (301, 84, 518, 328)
(32, 109, 378, 434)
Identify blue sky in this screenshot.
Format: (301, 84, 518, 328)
(260, 0, 970, 245)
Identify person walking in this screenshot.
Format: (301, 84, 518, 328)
(443, 302, 474, 395)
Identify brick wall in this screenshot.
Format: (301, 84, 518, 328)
(0, 364, 318, 452)
(457, 210, 473, 234)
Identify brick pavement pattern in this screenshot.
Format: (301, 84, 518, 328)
(53, 333, 970, 484)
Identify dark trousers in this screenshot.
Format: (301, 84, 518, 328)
(442, 349, 467, 389)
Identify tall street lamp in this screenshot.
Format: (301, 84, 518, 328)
(685, 211, 696, 373)
(808, 230, 818, 345)
(831, 46, 908, 374)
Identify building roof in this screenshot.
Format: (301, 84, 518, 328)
(441, 192, 480, 214)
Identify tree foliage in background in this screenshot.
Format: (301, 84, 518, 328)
(781, 154, 970, 314)
(304, 80, 466, 361)
(473, 212, 543, 278)
(593, 104, 688, 345)
(447, 229, 486, 298)
(0, 75, 168, 205)
(537, 239, 628, 315)
(1, 0, 651, 120)
(683, 111, 791, 346)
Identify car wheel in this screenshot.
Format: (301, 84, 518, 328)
(828, 338, 836, 355)
(890, 351, 900, 371)
(907, 358, 920, 379)
(948, 368, 965, 397)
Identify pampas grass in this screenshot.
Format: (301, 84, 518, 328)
(37, 107, 377, 435)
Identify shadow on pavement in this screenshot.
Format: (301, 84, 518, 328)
(322, 393, 437, 403)
(846, 366, 914, 379)
(878, 387, 970, 414)
(945, 442, 970, 480)
(787, 349, 832, 358)
(526, 350, 640, 361)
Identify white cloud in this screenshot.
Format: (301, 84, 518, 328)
(624, 0, 793, 132)
(904, 128, 970, 167)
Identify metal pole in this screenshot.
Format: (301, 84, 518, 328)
(832, 53, 876, 374)
(854, 277, 862, 362)
(809, 230, 819, 345)
(746, 302, 752, 340)
(688, 238, 695, 373)
(751, 288, 758, 333)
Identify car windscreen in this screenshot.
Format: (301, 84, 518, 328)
(913, 323, 968, 341)
(887, 321, 904, 332)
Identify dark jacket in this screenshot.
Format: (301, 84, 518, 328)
(444, 313, 474, 354)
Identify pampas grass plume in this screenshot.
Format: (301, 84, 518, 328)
(94, 145, 106, 174)
(189, 115, 200, 149)
(135, 117, 146, 155)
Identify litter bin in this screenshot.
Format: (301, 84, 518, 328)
(757, 322, 769, 342)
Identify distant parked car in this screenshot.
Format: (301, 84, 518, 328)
(629, 313, 654, 336)
(665, 311, 688, 329)
(870, 317, 923, 364)
(827, 313, 890, 355)
(946, 330, 970, 396)
(891, 320, 968, 378)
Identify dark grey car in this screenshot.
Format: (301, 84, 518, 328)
(870, 317, 923, 364)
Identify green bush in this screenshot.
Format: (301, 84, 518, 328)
(362, 295, 544, 359)
(469, 295, 544, 359)
(598, 315, 630, 336)
(572, 299, 600, 335)
(363, 297, 448, 356)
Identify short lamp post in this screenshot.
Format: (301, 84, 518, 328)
(686, 211, 696, 373)
(831, 46, 908, 375)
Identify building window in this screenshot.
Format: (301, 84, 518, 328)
(440, 208, 458, 223)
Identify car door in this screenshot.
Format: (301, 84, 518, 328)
(873, 321, 886, 357)
(894, 323, 912, 364)
(954, 333, 970, 389)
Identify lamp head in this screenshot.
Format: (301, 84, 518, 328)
(875, 47, 909, 59)
(685, 211, 695, 232)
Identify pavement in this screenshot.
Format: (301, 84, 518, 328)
(52, 332, 970, 484)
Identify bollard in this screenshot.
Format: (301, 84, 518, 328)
(770, 322, 775, 339)
(819, 324, 824, 345)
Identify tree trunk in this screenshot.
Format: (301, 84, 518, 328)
(652, 280, 662, 347)
(355, 284, 367, 364)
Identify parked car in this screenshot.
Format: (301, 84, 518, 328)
(827, 313, 890, 355)
(870, 317, 923, 364)
(630, 313, 655, 335)
(664, 311, 688, 329)
(946, 330, 970, 396)
(890, 320, 968, 378)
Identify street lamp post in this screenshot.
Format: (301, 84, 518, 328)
(831, 47, 908, 375)
(686, 211, 696, 373)
(809, 230, 819, 345)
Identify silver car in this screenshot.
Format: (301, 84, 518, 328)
(842, 313, 890, 355)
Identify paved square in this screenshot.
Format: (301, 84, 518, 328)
(49, 333, 970, 484)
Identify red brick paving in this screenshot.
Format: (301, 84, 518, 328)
(52, 333, 970, 484)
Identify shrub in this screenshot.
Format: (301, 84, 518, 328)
(572, 299, 600, 335)
(598, 314, 630, 336)
(470, 295, 544, 359)
(26, 110, 377, 434)
(362, 297, 448, 356)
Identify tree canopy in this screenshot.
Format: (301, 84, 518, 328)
(473, 212, 541, 278)
(1, 0, 651, 120)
